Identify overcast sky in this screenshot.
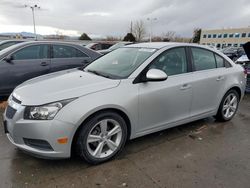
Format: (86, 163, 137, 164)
(1, 0, 250, 38)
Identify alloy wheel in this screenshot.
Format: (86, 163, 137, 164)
(222, 93, 238, 119)
(86, 119, 122, 158)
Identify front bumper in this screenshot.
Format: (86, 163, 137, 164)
(3, 99, 76, 159)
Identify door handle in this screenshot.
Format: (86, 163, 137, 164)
(40, 62, 49, 66)
(216, 76, 224, 81)
(180, 84, 191, 90)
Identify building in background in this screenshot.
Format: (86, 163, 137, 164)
(200, 27, 250, 49)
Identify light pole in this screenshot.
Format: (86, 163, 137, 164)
(25, 4, 40, 40)
(147, 17, 157, 42)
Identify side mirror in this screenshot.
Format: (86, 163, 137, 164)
(4, 55, 14, 63)
(146, 69, 168, 82)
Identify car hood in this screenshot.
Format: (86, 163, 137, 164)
(243, 42, 250, 60)
(13, 69, 120, 106)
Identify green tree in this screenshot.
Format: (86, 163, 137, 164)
(123, 33, 136, 42)
(79, 33, 92, 40)
(192, 28, 201, 43)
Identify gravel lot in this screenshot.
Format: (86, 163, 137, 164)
(0, 94, 249, 188)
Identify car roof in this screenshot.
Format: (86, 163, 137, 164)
(0, 40, 102, 59)
(0, 41, 84, 52)
(19, 40, 83, 45)
(126, 42, 210, 49)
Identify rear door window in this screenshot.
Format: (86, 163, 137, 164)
(191, 48, 216, 71)
(52, 45, 88, 58)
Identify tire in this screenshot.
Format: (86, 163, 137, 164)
(215, 90, 239, 122)
(76, 111, 127, 164)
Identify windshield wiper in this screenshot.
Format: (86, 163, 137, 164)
(86, 69, 111, 79)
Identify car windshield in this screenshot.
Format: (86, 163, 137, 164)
(84, 47, 156, 79)
(0, 44, 19, 59)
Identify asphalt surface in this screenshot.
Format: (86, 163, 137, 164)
(0, 95, 249, 188)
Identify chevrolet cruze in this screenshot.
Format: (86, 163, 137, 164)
(3, 42, 246, 164)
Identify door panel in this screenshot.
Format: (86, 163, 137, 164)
(50, 57, 91, 72)
(189, 47, 226, 117)
(189, 69, 226, 117)
(0, 44, 50, 94)
(0, 59, 50, 94)
(137, 47, 192, 133)
(0, 61, 13, 95)
(138, 74, 193, 133)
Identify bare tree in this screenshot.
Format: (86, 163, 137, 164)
(162, 31, 176, 42)
(161, 31, 192, 43)
(106, 36, 123, 41)
(133, 20, 146, 42)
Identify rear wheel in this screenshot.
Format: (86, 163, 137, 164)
(215, 90, 239, 121)
(76, 111, 127, 164)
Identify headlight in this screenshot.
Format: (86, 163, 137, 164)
(24, 98, 76, 120)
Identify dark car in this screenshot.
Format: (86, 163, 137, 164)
(0, 41, 101, 96)
(236, 42, 250, 92)
(97, 42, 133, 55)
(0, 40, 26, 51)
(85, 42, 114, 51)
(222, 47, 245, 61)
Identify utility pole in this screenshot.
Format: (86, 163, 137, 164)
(130, 21, 133, 33)
(25, 4, 40, 40)
(147, 17, 157, 42)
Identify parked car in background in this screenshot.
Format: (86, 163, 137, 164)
(97, 41, 133, 55)
(0, 41, 101, 96)
(236, 42, 250, 92)
(85, 42, 114, 51)
(0, 40, 26, 51)
(222, 47, 245, 61)
(3, 42, 246, 164)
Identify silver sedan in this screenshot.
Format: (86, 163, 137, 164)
(3, 42, 246, 164)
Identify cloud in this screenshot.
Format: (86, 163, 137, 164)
(0, 25, 79, 36)
(0, 0, 250, 37)
(82, 12, 111, 17)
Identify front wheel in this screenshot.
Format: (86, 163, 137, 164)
(76, 111, 127, 164)
(215, 90, 239, 122)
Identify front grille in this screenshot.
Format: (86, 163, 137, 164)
(23, 138, 54, 151)
(12, 96, 21, 104)
(6, 106, 17, 119)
